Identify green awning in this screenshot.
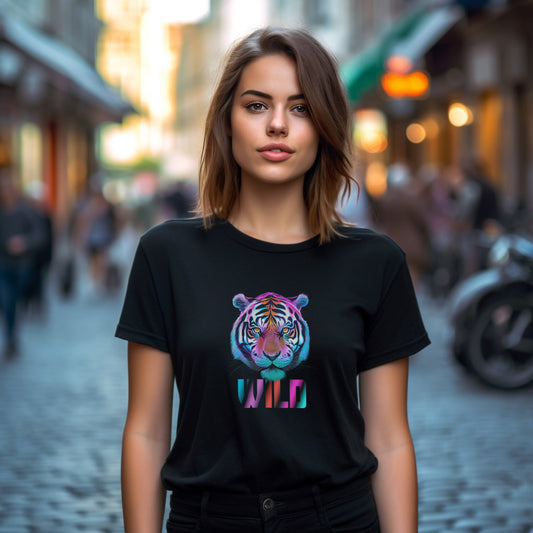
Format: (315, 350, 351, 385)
(341, 5, 462, 103)
(341, 39, 385, 104)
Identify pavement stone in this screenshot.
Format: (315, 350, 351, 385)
(0, 287, 532, 532)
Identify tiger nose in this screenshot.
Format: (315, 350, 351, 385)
(264, 337, 281, 359)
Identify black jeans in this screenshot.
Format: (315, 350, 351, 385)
(167, 477, 380, 532)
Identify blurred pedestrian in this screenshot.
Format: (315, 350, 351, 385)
(374, 164, 432, 288)
(463, 159, 500, 232)
(418, 165, 457, 298)
(161, 181, 196, 220)
(23, 186, 54, 318)
(116, 27, 429, 533)
(445, 164, 481, 281)
(71, 174, 118, 296)
(0, 169, 46, 357)
(153, 181, 197, 225)
(106, 213, 141, 293)
(463, 160, 502, 270)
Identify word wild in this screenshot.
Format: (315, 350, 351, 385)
(237, 378, 307, 408)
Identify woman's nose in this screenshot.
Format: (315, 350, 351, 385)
(267, 109, 288, 135)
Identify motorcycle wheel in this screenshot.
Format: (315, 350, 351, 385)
(468, 293, 533, 389)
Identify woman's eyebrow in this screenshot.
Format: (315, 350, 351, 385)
(239, 89, 305, 101)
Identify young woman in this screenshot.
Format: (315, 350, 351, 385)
(116, 27, 430, 533)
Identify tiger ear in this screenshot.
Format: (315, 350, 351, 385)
(233, 293, 250, 312)
(292, 294, 309, 310)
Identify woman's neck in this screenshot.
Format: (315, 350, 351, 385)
(228, 179, 313, 244)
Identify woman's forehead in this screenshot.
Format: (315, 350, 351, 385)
(236, 54, 303, 99)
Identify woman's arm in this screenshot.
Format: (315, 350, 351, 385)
(122, 341, 174, 533)
(359, 357, 417, 533)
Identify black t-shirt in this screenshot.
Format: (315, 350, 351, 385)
(116, 217, 430, 493)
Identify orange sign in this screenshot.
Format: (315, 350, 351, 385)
(381, 71, 429, 98)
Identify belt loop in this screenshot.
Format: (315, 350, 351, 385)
(312, 485, 329, 527)
(199, 491, 210, 527)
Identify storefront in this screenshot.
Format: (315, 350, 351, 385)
(0, 14, 133, 222)
(341, 1, 532, 219)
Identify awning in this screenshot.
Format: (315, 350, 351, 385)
(341, 5, 464, 103)
(0, 15, 135, 122)
(389, 5, 464, 64)
(340, 40, 385, 105)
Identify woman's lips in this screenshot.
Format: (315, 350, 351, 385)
(258, 143, 294, 162)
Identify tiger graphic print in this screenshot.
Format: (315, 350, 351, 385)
(231, 292, 310, 381)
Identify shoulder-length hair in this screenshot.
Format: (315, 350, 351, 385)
(198, 26, 357, 243)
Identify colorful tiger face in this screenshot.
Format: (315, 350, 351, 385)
(231, 292, 310, 381)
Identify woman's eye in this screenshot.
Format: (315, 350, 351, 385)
(246, 102, 266, 112)
(292, 104, 308, 115)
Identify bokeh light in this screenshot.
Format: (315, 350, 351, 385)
(385, 54, 413, 74)
(365, 161, 388, 198)
(406, 122, 426, 143)
(448, 102, 474, 127)
(353, 109, 388, 154)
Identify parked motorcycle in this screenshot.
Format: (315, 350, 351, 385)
(449, 233, 533, 389)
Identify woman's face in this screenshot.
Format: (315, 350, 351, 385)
(230, 54, 319, 188)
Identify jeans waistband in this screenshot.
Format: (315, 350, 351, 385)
(170, 476, 371, 518)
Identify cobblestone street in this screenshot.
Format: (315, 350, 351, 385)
(411, 294, 533, 533)
(0, 287, 532, 532)
(0, 291, 127, 532)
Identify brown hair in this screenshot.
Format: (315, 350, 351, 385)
(198, 26, 357, 243)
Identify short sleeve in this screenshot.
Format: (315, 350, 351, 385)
(360, 258, 430, 372)
(115, 240, 169, 353)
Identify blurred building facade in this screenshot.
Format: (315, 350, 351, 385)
(173, 0, 532, 222)
(0, 0, 131, 223)
(343, 0, 532, 221)
(95, 0, 182, 172)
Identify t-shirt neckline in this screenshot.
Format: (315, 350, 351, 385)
(216, 217, 320, 253)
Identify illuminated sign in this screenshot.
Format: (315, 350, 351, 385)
(381, 71, 429, 98)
